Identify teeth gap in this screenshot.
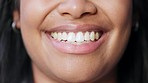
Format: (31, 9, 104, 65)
(50, 31, 103, 43)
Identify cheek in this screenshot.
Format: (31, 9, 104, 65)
(20, 0, 50, 50)
(20, 0, 48, 30)
(95, 0, 132, 70)
(20, 0, 47, 66)
(98, 0, 132, 28)
(20, 0, 60, 30)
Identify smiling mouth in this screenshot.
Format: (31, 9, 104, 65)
(43, 24, 109, 54)
(47, 31, 103, 45)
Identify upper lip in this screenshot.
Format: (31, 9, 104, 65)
(43, 24, 111, 33)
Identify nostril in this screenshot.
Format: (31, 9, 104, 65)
(57, 0, 97, 19)
(61, 12, 69, 16)
(61, 11, 96, 19)
(82, 12, 95, 17)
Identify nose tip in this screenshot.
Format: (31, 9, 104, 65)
(57, 0, 97, 19)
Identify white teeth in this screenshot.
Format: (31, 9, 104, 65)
(62, 32, 67, 40)
(84, 32, 90, 41)
(95, 32, 100, 40)
(51, 32, 58, 39)
(57, 32, 62, 41)
(50, 31, 101, 44)
(90, 31, 95, 41)
(76, 32, 84, 43)
(67, 32, 75, 43)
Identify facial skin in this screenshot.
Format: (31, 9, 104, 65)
(14, 0, 132, 83)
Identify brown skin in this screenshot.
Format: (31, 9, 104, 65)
(13, 0, 132, 83)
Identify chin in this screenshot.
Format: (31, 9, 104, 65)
(56, 73, 98, 83)
(51, 65, 106, 83)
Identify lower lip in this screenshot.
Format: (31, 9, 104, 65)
(45, 33, 107, 54)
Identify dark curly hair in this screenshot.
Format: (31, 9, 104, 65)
(0, 0, 148, 83)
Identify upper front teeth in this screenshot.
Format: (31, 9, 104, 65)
(51, 31, 101, 43)
(76, 32, 84, 43)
